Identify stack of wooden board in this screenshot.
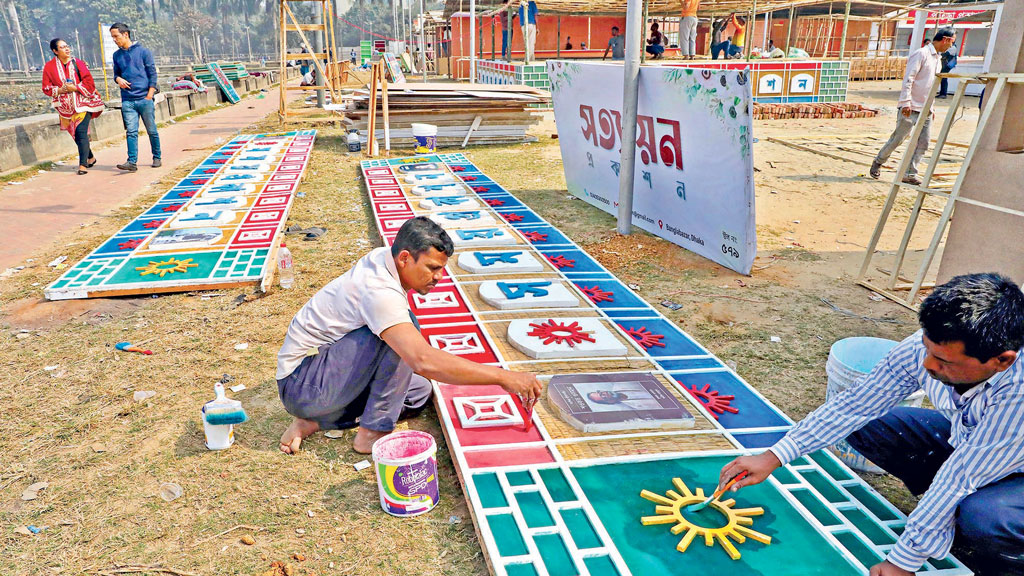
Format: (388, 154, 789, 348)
(192, 62, 250, 82)
(752, 102, 878, 120)
(347, 82, 548, 146)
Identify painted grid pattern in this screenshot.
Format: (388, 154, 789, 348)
(477, 59, 851, 103)
(360, 154, 970, 576)
(45, 130, 316, 300)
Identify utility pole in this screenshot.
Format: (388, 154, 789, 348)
(419, 0, 426, 81)
(618, 0, 643, 235)
(314, 4, 324, 108)
(37, 34, 45, 67)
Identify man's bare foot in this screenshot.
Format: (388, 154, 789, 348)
(353, 426, 390, 454)
(279, 417, 320, 454)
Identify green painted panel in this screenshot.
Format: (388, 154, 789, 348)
(560, 508, 602, 549)
(839, 508, 896, 545)
(515, 491, 556, 528)
(833, 531, 883, 568)
(771, 466, 800, 485)
(534, 533, 579, 576)
(474, 473, 509, 508)
(845, 485, 899, 521)
(107, 251, 222, 286)
(791, 488, 843, 526)
(582, 556, 620, 576)
(539, 468, 576, 502)
(790, 456, 810, 466)
(506, 563, 539, 576)
(487, 514, 528, 556)
(506, 470, 535, 486)
(572, 456, 860, 575)
(799, 469, 849, 503)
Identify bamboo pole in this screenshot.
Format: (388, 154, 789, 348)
(839, 0, 851, 59)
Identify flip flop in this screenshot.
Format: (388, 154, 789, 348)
(302, 227, 327, 241)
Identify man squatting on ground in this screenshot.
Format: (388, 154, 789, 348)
(276, 217, 543, 454)
(870, 27, 956, 186)
(720, 273, 1024, 576)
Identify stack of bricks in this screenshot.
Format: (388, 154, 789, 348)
(752, 102, 879, 120)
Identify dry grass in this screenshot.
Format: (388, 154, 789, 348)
(1, 103, 932, 574)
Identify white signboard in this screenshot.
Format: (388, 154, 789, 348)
(547, 61, 756, 274)
(100, 23, 119, 65)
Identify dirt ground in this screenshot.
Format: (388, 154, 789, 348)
(0, 79, 979, 575)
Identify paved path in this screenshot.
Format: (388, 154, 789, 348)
(0, 86, 290, 270)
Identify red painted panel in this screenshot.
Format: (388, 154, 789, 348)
(229, 224, 279, 249)
(376, 201, 413, 214)
(370, 187, 405, 200)
(419, 324, 499, 364)
(364, 167, 396, 177)
(438, 383, 545, 447)
(464, 446, 556, 469)
(408, 284, 471, 317)
(788, 62, 821, 70)
(379, 215, 413, 234)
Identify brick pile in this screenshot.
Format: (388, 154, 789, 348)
(752, 102, 879, 120)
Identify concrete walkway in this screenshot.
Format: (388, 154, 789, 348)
(0, 87, 291, 270)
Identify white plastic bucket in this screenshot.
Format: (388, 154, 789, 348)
(826, 337, 925, 473)
(372, 430, 439, 516)
(411, 123, 437, 155)
(201, 407, 235, 451)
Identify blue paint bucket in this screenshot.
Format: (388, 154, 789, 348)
(826, 337, 925, 472)
(411, 123, 437, 155)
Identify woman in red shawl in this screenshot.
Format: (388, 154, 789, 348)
(41, 38, 105, 175)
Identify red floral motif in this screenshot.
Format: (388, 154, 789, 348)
(546, 254, 575, 269)
(526, 320, 596, 347)
(213, 159, 228, 164)
(684, 383, 739, 420)
(142, 219, 167, 229)
(521, 231, 548, 243)
(177, 190, 197, 198)
(620, 325, 666, 349)
(501, 212, 524, 223)
(117, 238, 145, 250)
(162, 203, 185, 212)
(461, 175, 477, 181)
(484, 198, 505, 206)
(202, 168, 218, 174)
(578, 285, 615, 303)
(450, 166, 466, 172)
(189, 179, 209, 186)
(473, 186, 490, 193)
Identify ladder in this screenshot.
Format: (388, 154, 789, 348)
(278, 0, 342, 123)
(856, 72, 1024, 309)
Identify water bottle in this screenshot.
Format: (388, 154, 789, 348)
(277, 243, 294, 289)
(347, 129, 361, 153)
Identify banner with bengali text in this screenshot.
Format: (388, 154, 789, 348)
(547, 61, 756, 274)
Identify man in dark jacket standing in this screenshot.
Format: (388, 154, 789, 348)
(110, 23, 161, 171)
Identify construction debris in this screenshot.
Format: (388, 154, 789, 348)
(347, 82, 548, 147)
(752, 102, 878, 120)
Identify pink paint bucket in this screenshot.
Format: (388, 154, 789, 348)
(371, 430, 439, 517)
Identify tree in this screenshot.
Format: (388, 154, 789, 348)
(2, 0, 29, 74)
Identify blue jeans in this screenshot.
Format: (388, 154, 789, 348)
(711, 40, 730, 60)
(645, 44, 665, 56)
(847, 407, 1024, 575)
(277, 327, 432, 432)
(501, 29, 514, 60)
(121, 98, 161, 164)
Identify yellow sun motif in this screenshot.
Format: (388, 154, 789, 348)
(640, 478, 772, 560)
(135, 257, 199, 278)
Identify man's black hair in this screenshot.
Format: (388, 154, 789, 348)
(612, 26, 619, 31)
(933, 27, 956, 42)
(109, 23, 131, 39)
(918, 273, 1024, 361)
(391, 216, 454, 259)
(49, 38, 65, 53)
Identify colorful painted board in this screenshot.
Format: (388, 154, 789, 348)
(208, 62, 241, 104)
(382, 52, 407, 84)
(44, 130, 315, 300)
(360, 155, 971, 576)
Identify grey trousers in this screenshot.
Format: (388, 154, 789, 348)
(277, 326, 432, 432)
(875, 110, 931, 176)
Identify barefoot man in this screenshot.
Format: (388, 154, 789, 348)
(277, 217, 543, 454)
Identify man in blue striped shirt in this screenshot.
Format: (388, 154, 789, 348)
(721, 273, 1024, 576)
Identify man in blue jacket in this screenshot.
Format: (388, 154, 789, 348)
(110, 23, 161, 171)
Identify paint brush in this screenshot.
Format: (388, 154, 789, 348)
(686, 471, 749, 513)
(520, 394, 536, 431)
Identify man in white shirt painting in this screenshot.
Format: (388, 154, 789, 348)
(718, 273, 1024, 576)
(870, 27, 956, 186)
(276, 217, 543, 454)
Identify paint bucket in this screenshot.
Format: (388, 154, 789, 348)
(411, 123, 437, 155)
(372, 430, 439, 517)
(826, 337, 926, 473)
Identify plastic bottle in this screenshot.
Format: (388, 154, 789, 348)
(277, 243, 294, 289)
(347, 129, 361, 153)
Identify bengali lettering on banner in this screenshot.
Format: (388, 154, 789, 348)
(547, 61, 756, 274)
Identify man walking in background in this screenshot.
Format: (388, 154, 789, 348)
(110, 22, 161, 172)
(870, 27, 955, 185)
(937, 41, 958, 98)
(519, 0, 538, 64)
(603, 26, 624, 61)
(679, 0, 700, 60)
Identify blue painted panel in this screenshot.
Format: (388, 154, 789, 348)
(671, 370, 791, 429)
(733, 431, 789, 449)
(536, 248, 605, 274)
(515, 225, 573, 246)
(571, 279, 648, 309)
(655, 357, 726, 371)
(499, 209, 546, 227)
(88, 232, 153, 257)
(614, 318, 705, 357)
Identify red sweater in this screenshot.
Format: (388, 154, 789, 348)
(42, 57, 98, 98)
